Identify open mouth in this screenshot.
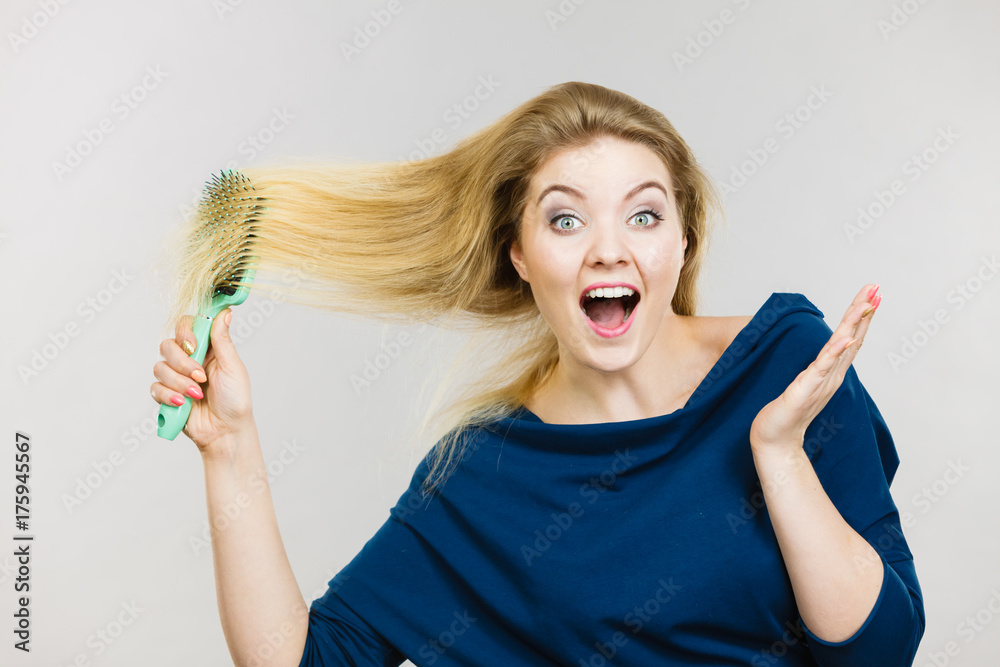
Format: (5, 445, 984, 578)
(580, 288, 640, 330)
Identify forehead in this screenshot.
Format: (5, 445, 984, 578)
(529, 136, 672, 193)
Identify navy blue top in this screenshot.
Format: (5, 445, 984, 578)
(299, 292, 924, 666)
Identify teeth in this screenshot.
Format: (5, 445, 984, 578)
(585, 286, 634, 299)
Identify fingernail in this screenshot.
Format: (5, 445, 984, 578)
(862, 294, 882, 319)
(170, 394, 185, 406)
(181, 339, 196, 355)
(867, 283, 880, 300)
(186, 385, 204, 400)
(225, 310, 233, 326)
(192, 368, 207, 383)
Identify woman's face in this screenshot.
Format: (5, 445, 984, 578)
(509, 135, 687, 374)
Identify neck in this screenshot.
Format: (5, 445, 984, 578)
(532, 313, 697, 424)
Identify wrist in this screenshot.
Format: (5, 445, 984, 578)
(750, 437, 809, 466)
(199, 417, 259, 465)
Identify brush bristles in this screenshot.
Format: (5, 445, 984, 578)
(194, 170, 263, 298)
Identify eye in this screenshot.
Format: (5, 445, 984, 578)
(549, 214, 583, 232)
(630, 209, 664, 228)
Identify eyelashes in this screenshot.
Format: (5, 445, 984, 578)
(548, 208, 665, 233)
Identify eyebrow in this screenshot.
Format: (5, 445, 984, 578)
(535, 180, 669, 206)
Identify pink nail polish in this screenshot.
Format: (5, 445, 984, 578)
(867, 284, 880, 300)
(871, 294, 882, 312)
(186, 385, 204, 400)
(171, 394, 185, 406)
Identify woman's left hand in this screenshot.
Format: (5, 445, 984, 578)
(749, 284, 883, 453)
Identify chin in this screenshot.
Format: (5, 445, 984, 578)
(578, 343, 642, 374)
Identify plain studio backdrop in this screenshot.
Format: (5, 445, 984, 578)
(2, 1, 998, 665)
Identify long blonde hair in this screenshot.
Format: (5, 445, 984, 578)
(162, 81, 722, 494)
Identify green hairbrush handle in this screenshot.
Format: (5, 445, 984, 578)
(157, 268, 255, 440)
(157, 313, 215, 440)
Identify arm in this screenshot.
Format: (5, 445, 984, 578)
(202, 421, 309, 667)
(751, 435, 924, 665)
(750, 444, 883, 640)
(749, 287, 923, 664)
(155, 310, 386, 665)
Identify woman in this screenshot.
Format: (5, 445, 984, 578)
(151, 82, 923, 665)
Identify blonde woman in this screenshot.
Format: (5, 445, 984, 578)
(151, 82, 923, 666)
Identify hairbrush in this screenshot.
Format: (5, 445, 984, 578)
(157, 169, 263, 440)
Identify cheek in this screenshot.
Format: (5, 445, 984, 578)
(531, 244, 573, 278)
(638, 243, 681, 276)
(525, 248, 577, 311)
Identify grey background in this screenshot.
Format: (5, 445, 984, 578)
(2, 0, 998, 664)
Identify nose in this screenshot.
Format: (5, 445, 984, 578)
(585, 218, 631, 268)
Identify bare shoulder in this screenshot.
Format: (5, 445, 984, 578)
(690, 313, 755, 356)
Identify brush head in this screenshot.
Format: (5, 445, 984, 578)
(194, 169, 263, 315)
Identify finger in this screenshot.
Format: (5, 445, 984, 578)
(843, 293, 881, 359)
(206, 309, 236, 365)
(150, 380, 188, 408)
(153, 360, 205, 402)
(158, 336, 207, 384)
(811, 334, 852, 382)
(828, 286, 879, 352)
(831, 315, 871, 380)
(174, 314, 197, 357)
(841, 284, 877, 320)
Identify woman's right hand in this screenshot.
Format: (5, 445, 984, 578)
(151, 308, 254, 453)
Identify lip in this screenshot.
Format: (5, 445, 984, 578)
(579, 281, 640, 339)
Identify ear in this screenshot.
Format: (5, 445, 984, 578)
(509, 239, 530, 283)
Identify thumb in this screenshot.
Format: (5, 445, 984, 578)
(207, 309, 237, 363)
